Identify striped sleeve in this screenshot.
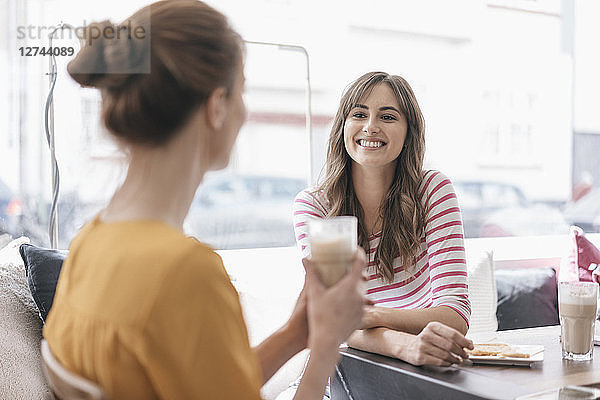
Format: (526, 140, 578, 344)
(420, 171, 471, 325)
(292, 189, 327, 258)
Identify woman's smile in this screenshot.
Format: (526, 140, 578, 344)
(357, 139, 387, 149)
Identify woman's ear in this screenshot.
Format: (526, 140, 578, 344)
(205, 87, 228, 130)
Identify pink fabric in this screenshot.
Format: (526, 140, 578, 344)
(558, 226, 600, 283)
(572, 227, 600, 282)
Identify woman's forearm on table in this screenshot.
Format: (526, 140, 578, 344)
(347, 328, 413, 360)
(369, 305, 468, 335)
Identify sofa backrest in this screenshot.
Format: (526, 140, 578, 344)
(0, 237, 51, 399)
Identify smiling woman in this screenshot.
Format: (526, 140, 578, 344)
(284, 71, 472, 399)
(315, 72, 427, 283)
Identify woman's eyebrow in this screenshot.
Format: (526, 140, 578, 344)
(352, 104, 401, 114)
(380, 106, 401, 113)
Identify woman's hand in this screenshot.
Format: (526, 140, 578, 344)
(400, 321, 474, 367)
(304, 248, 368, 351)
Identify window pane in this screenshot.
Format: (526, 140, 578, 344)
(216, 0, 596, 239)
(4, 0, 600, 250)
(185, 43, 310, 249)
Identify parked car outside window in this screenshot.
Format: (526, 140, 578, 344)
(186, 174, 307, 249)
(562, 188, 600, 233)
(453, 180, 569, 238)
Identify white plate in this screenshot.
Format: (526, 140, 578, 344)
(468, 345, 544, 366)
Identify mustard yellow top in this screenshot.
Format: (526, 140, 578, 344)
(43, 218, 262, 399)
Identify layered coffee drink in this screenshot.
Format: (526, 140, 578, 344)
(310, 236, 355, 287)
(559, 281, 598, 361)
(308, 217, 357, 287)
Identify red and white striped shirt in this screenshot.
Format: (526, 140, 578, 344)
(293, 170, 471, 325)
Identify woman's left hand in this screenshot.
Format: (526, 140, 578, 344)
(400, 321, 473, 366)
(287, 258, 374, 347)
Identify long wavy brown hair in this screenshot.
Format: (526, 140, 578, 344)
(318, 72, 426, 283)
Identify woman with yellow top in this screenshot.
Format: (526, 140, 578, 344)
(43, 1, 367, 399)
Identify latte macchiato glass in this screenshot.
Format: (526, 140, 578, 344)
(307, 216, 357, 287)
(559, 281, 598, 361)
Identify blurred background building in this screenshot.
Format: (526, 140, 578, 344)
(1, 0, 599, 249)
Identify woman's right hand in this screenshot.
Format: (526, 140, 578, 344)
(400, 321, 474, 367)
(302, 248, 368, 352)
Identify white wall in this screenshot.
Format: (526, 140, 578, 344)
(211, 0, 573, 202)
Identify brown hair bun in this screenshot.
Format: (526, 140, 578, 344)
(67, 0, 243, 147)
(68, 20, 143, 89)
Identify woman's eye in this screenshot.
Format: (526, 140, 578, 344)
(352, 112, 367, 118)
(381, 114, 398, 121)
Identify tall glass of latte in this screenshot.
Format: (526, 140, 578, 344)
(307, 216, 357, 287)
(559, 281, 598, 361)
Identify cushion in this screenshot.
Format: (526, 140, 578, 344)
(0, 237, 51, 398)
(558, 226, 600, 282)
(573, 227, 600, 281)
(465, 251, 498, 335)
(495, 267, 559, 331)
(19, 244, 67, 322)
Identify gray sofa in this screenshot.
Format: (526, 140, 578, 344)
(0, 237, 51, 399)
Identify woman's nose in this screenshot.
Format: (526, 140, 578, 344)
(363, 118, 380, 134)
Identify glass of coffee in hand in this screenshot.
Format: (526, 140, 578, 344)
(307, 216, 357, 287)
(559, 281, 599, 361)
